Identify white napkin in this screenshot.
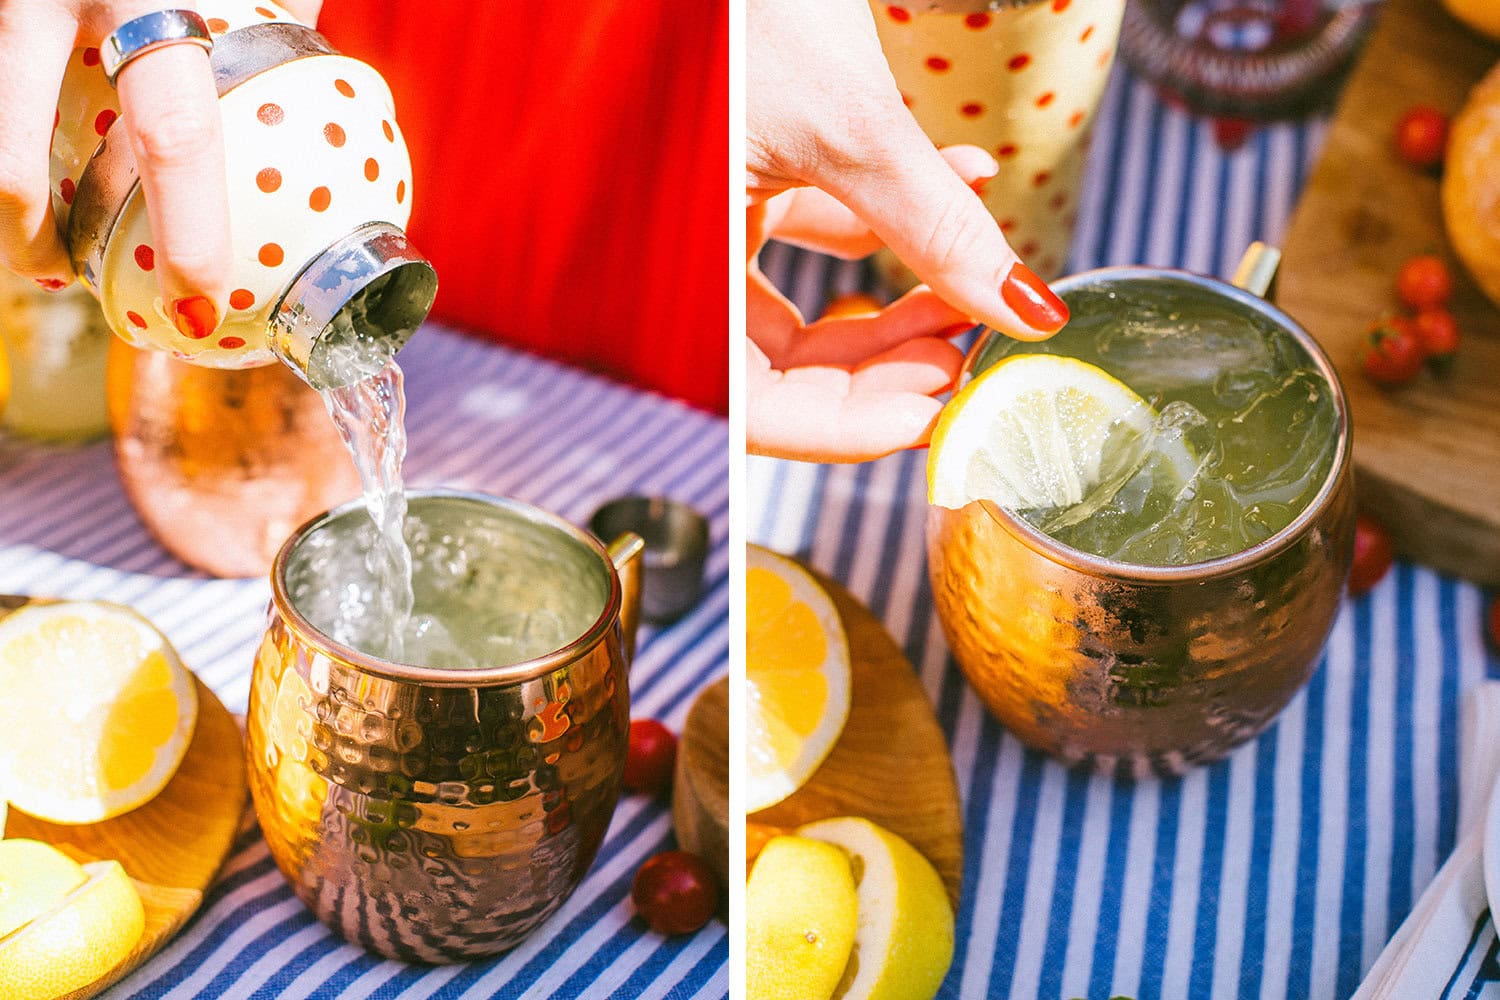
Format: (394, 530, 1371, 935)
(1353, 682, 1500, 998)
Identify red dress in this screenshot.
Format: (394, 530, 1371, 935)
(318, 2, 728, 414)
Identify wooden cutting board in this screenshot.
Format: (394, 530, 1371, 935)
(5, 676, 247, 999)
(1279, 0, 1500, 582)
(749, 565, 964, 909)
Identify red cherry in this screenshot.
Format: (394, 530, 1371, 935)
(1349, 513, 1394, 597)
(632, 851, 718, 935)
(623, 719, 677, 795)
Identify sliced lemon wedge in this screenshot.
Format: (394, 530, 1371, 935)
(798, 817, 955, 1000)
(0, 843, 145, 1000)
(0, 600, 197, 823)
(746, 546, 851, 814)
(928, 354, 1156, 511)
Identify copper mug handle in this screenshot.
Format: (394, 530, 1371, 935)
(607, 532, 645, 664)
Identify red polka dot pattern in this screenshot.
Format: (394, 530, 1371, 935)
(925, 56, 950, 72)
(887, 6, 910, 22)
(309, 187, 331, 212)
(126, 311, 146, 328)
(134, 245, 154, 271)
(364, 158, 380, 181)
(1033, 171, 1051, 187)
(94, 109, 116, 136)
(1020, 240, 1039, 257)
(999, 218, 1017, 233)
(59, 178, 74, 204)
(1080, 25, 1095, 42)
(961, 102, 984, 117)
(1053, 0, 1072, 10)
(324, 122, 346, 147)
(207, 18, 229, 32)
(997, 144, 1018, 158)
(1068, 110, 1086, 128)
(256, 168, 281, 193)
(255, 6, 276, 17)
(396, 180, 406, 204)
(229, 289, 255, 310)
(1050, 192, 1068, 210)
(258, 243, 284, 267)
(1008, 54, 1031, 71)
(965, 13, 991, 29)
(258, 103, 284, 126)
(335, 79, 356, 98)
(82, 48, 100, 67)
(382, 120, 394, 142)
(218, 336, 246, 349)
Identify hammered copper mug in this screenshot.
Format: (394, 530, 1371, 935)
(927, 246, 1355, 776)
(247, 490, 643, 962)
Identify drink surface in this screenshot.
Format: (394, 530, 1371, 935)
(285, 496, 608, 669)
(977, 281, 1339, 565)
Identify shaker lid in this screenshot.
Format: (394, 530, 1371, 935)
(269, 221, 438, 389)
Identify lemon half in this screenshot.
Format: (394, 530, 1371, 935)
(746, 546, 851, 814)
(0, 601, 197, 823)
(747, 835, 860, 1000)
(928, 354, 1155, 511)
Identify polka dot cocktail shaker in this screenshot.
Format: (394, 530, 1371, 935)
(51, 0, 436, 388)
(870, 0, 1125, 287)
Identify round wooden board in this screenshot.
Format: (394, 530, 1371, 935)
(750, 564, 964, 909)
(673, 676, 729, 887)
(1278, 0, 1500, 584)
(4, 676, 247, 999)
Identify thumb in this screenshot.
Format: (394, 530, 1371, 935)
(821, 112, 1068, 342)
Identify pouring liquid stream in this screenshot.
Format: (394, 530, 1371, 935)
(320, 351, 415, 662)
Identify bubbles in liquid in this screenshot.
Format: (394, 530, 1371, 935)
(991, 282, 1339, 566)
(285, 498, 607, 669)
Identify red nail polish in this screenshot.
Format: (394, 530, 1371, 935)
(34, 278, 66, 291)
(1001, 262, 1069, 332)
(171, 296, 218, 340)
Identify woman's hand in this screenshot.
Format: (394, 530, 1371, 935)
(748, 148, 1001, 462)
(748, 0, 1069, 342)
(0, 0, 321, 337)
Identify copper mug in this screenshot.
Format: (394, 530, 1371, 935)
(247, 490, 643, 962)
(927, 246, 1355, 775)
(106, 337, 359, 578)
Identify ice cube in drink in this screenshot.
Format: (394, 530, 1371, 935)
(977, 280, 1339, 566)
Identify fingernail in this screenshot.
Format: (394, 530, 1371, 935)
(34, 278, 66, 292)
(171, 296, 218, 340)
(1001, 262, 1069, 332)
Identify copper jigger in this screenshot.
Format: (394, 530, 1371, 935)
(106, 338, 359, 578)
(927, 245, 1355, 776)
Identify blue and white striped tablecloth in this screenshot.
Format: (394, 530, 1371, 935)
(0, 326, 728, 999)
(752, 65, 1500, 998)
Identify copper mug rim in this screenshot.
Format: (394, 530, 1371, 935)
(269, 487, 625, 688)
(959, 263, 1352, 585)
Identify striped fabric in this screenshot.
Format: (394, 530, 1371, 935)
(751, 65, 1500, 997)
(0, 327, 727, 998)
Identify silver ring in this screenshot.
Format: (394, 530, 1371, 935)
(100, 10, 214, 86)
